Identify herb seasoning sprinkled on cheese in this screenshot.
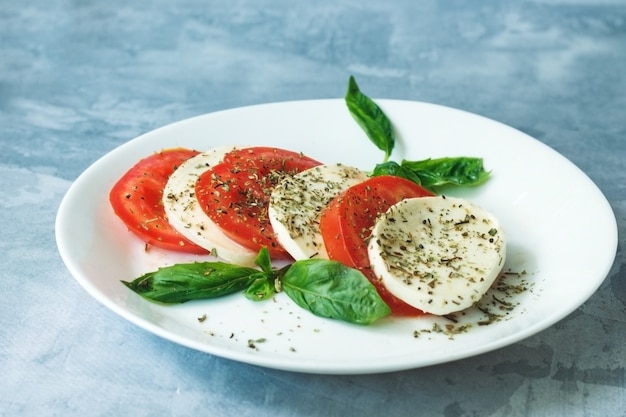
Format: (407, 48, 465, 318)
(268, 164, 368, 260)
(368, 196, 506, 315)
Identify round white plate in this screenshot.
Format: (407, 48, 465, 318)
(56, 99, 618, 374)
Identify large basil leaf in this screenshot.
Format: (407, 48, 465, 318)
(400, 157, 490, 188)
(373, 157, 490, 190)
(122, 262, 261, 303)
(345, 75, 395, 162)
(281, 259, 391, 325)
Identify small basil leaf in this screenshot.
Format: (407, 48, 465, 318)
(345, 75, 394, 162)
(281, 259, 391, 325)
(244, 275, 276, 301)
(254, 247, 273, 276)
(122, 262, 260, 303)
(372, 161, 423, 185)
(400, 157, 490, 188)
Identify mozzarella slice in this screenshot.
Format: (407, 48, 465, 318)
(162, 146, 258, 266)
(368, 196, 506, 315)
(268, 163, 368, 260)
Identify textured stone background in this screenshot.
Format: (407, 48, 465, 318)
(1, 1, 624, 416)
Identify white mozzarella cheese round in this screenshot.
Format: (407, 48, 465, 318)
(268, 163, 369, 260)
(368, 196, 506, 315)
(162, 146, 258, 266)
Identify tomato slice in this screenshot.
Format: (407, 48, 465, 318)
(222, 147, 320, 172)
(194, 147, 322, 258)
(320, 175, 434, 316)
(109, 148, 207, 254)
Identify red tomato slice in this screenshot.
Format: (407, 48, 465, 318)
(222, 147, 320, 172)
(109, 148, 207, 254)
(320, 175, 434, 316)
(195, 147, 321, 258)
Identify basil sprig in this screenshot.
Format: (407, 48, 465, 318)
(345, 75, 490, 190)
(122, 248, 390, 325)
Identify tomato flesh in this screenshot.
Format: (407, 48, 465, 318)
(222, 147, 320, 172)
(195, 147, 321, 258)
(320, 175, 434, 316)
(109, 148, 207, 253)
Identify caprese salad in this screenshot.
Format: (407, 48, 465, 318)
(114, 76, 504, 325)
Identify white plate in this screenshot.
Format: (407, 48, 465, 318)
(56, 99, 618, 374)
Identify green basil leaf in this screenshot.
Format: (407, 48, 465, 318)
(244, 276, 276, 301)
(254, 247, 273, 275)
(400, 157, 490, 188)
(122, 262, 260, 303)
(372, 158, 490, 191)
(281, 259, 391, 325)
(345, 75, 394, 162)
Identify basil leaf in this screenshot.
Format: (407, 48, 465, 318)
(345, 75, 394, 162)
(400, 157, 490, 188)
(281, 259, 391, 325)
(372, 158, 490, 190)
(244, 276, 275, 301)
(122, 262, 261, 303)
(372, 161, 423, 185)
(254, 247, 273, 275)
(244, 247, 286, 301)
